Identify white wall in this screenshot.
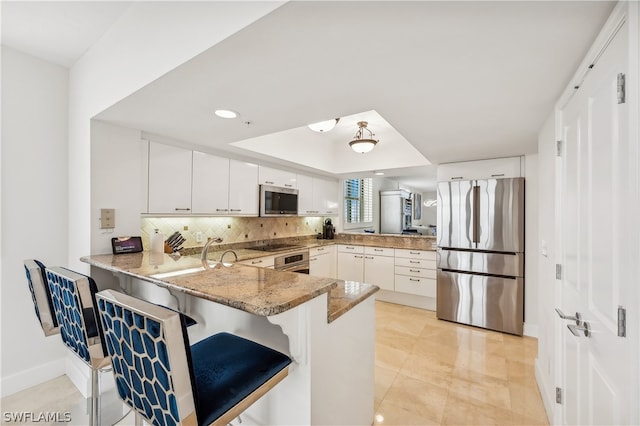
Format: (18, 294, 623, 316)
(0, 47, 69, 396)
(534, 113, 557, 418)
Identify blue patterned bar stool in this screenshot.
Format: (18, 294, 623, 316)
(45, 266, 121, 426)
(23, 259, 59, 336)
(96, 289, 293, 426)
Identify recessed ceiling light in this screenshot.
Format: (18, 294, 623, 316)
(308, 118, 340, 133)
(214, 109, 238, 119)
(374, 171, 385, 176)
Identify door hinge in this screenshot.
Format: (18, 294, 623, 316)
(556, 264, 562, 280)
(618, 306, 626, 337)
(617, 73, 626, 104)
(556, 387, 562, 404)
(556, 140, 563, 157)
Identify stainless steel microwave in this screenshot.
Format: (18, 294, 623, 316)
(259, 184, 298, 216)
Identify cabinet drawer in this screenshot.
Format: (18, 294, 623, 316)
(238, 255, 275, 268)
(394, 249, 436, 260)
(310, 245, 333, 257)
(395, 257, 436, 270)
(364, 246, 394, 257)
(338, 244, 364, 254)
(394, 266, 436, 279)
(394, 275, 436, 297)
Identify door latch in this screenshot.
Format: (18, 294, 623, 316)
(568, 321, 591, 337)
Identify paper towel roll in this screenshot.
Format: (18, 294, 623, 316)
(150, 229, 164, 254)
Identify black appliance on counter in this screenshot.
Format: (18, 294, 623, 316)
(322, 218, 335, 239)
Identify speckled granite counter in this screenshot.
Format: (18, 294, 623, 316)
(334, 233, 436, 250)
(81, 252, 378, 322)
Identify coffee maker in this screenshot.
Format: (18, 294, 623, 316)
(322, 218, 335, 239)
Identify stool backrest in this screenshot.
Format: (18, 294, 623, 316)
(45, 267, 108, 368)
(24, 259, 59, 336)
(96, 289, 197, 426)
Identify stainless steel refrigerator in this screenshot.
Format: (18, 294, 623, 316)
(380, 190, 412, 234)
(436, 177, 525, 335)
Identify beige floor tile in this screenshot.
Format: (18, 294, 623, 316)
(509, 381, 549, 423)
(399, 352, 454, 390)
(381, 372, 448, 425)
(442, 392, 514, 426)
(375, 365, 399, 408)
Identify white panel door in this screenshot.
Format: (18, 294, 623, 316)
(557, 21, 637, 425)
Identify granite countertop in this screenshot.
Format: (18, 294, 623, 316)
(81, 252, 378, 322)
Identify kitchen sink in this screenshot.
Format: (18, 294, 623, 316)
(150, 262, 233, 279)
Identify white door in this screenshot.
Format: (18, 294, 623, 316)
(557, 21, 637, 425)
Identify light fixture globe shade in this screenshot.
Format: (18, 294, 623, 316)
(308, 118, 339, 133)
(349, 139, 377, 153)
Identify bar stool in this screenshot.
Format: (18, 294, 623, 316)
(45, 266, 124, 426)
(96, 289, 292, 425)
(23, 259, 59, 336)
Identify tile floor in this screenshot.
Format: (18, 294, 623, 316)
(374, 301, 548, 425)
(1, 301, 548, 425)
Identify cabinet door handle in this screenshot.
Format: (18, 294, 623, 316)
(355, 255, 363, 259)
(265, 181, 275, 184)
(284, 184, 293, 187)
(409, 251, 421, 255)
(409, 260, 420, 264)
(409, 269, 420, 273)
(450, 176, 464, 180)
(174, 207, 191, 211)
(365, 256, 374, 260)
(251, 260, 263, 264)
(310, 258, 317, 261)
(230, 209, 242, 212)
(346, 246, 355, 250)
(216, 208, 229, 212)
(491, 173, 505, 177)
(317, 247, 324, 251)
(374, 248, 383, 252)
(409, 278, 420, 282)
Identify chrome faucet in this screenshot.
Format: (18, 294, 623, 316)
(201, 237, 223, 269)
(219, 250, 238, 265)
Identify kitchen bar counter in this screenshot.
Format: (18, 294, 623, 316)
(81, 252, 378, 322)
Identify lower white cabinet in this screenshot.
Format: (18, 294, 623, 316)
(309, 245, 336, 278)
(337, 244, 364, 282)
(394, 249, 436, 297)
(363, 247, 394, 291)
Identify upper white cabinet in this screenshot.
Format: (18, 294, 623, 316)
(228, 160, 259, 215)
(192, 151, 230, 214)
(148, 142, 192, 214)
(437, 156, 523, 181)
(258, 166, 297, 188)
(298, 175, 339, 216)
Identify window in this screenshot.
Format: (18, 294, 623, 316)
(344, 178, 373, 225)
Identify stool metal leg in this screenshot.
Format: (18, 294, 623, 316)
(91, 367, 99, 426)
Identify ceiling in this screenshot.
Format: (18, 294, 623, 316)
(2, 1, 616, 192)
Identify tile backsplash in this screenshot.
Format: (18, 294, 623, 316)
(141, 216, 326, 250)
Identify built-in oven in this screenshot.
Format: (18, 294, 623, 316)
(274, 249, 309, 274)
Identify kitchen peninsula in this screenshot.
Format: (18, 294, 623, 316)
(82, 251, 378, 425)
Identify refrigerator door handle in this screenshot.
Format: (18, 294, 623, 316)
(472, 184, 480, 243)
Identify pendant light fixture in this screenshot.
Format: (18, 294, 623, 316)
(349, 121, 378, 153)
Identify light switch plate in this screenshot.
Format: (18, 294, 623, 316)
(100, 208, 115, 229)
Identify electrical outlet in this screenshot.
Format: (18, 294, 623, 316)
(100, 208, 115, 229)
(196, 232, 203, 243)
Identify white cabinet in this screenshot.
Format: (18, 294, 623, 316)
(148, 142, 192, 213)
(191, 151, 230, 214)
(228, 160, 259, 216)
(337, 244, 364, 282)
(363, 246, 395, 291)
(437, 156, 523, 181)
(258, 166, 297, 188)
(394, 249, 437, 298)
(298, 175, 339, 215)
(309, 245, 336, 278)
(237, 255, 275, 269)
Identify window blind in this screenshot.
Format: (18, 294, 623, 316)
(344, 178, 372, 224)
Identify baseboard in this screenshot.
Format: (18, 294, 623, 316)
(524, 323, 539, 338)
(65, 354, 90, 398)
(535, 359, 554, 424)
(375, 290, 436, 311)
(0, 357, 65, 398)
